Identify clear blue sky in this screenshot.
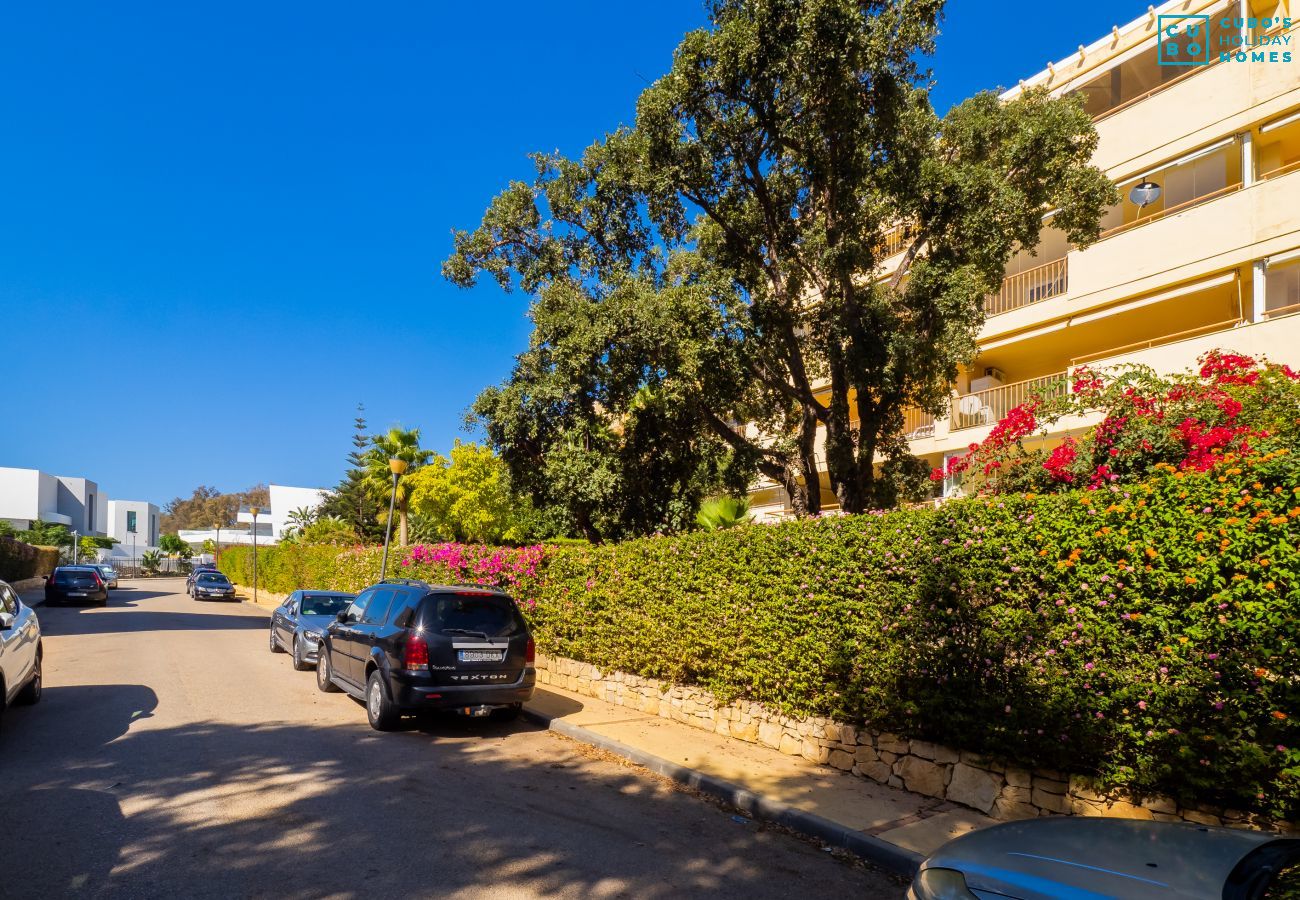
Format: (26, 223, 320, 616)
(0, 0, 1141, 509)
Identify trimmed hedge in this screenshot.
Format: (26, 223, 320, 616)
(219, 449, 1300, 817)
(0, 537, 60, 583)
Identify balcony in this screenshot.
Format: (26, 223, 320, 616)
(985, 258, 1068, 317)
(903, 407, 935, 440)
(949, 373, 1067, 432)
(882, 222, 917, 258)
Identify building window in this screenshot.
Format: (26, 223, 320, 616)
(88, 494, 95, 531)
(1099, 137, 1242, 237)
(1258, 109, 1300, 180)
(127, 511, 137, 533)
(1267, 258, 1300, 318)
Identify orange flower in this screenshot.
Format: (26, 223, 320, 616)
(1270, 517, 1288, 526)
(1185, 576, 1197, 585)
(1266, 581, 1276, 590)
(1145, 547, 1159, 559)
(1273, 711, 1287, 720)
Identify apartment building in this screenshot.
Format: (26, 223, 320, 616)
(0, 466, 108, 536)
(751, 0, 1299, 520)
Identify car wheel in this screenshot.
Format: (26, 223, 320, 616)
(292, 637, 311, 671)
(16, 652, 41, 706)
(316, 649, 339, 692)
(269, 627, 283, 653)
(366, 671, 400, 731)
(491, 703, 522, 722)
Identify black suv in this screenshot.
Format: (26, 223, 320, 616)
(316, 580, 536, 731)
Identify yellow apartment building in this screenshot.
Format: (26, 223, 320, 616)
(750, 0, 1300, 520)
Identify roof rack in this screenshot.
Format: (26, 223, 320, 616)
(378, 578, 429, 588)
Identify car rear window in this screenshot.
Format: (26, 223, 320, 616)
(301, 594, 352, 616)
(420, 592, 525, 638)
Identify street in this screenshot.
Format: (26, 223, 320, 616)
(0, 579, 902, 899)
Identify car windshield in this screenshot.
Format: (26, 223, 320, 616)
(300, 594, 352, 616)
(422, 593, 524, 638)
(197, 574, 229, 585)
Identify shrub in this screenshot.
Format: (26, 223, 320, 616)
(215, 450, 1300, 817)
(0, 537, 60, 582)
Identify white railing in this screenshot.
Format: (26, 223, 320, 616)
(949, 373, 1067, 432)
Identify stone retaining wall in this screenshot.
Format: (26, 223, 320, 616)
(536, 653, 1293, 832)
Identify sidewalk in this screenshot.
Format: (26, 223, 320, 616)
(523, 684, 994, 874)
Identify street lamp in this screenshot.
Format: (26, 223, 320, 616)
(249, 506, 260, 605)
(379, 458, 408, 582)
(213, 522, 222, 568)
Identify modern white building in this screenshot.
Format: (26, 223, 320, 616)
(0, 466, 108, 536)
(176, 483, 332, 549)
(105, 500, 160, 557)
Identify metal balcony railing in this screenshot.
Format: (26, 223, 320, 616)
(902, 407, 935, 440)
(949, 373, 1067, 432)
(883, 222, 917, 258)
(985, 258, 1068, 317)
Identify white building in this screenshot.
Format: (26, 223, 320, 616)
(0, 466, 107, 536)
(105, 500, 160, 557)
(177, 483, 332, 550)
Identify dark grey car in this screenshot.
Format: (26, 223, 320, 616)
(191, 572, 235, 601)
(269, 590, 356, 671)
(909, 817, 1299, 900)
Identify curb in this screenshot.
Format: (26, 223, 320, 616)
(521, 706, 923, 877)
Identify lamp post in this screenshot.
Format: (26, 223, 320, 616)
(249, 507, 260, 605)
(379, 458, 408, 582)
(213, 523, 222, 568)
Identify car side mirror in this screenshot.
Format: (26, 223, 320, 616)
(41, 575, 48, 582)
(0, 612, 14, 630)
(336, 610, 349, 623)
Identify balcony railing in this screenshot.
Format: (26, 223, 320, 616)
(903, 407, 935, 440)
(883, 222, 917, 258)
(985, 258, 1068, 317)
(949, 373, 1067, 432)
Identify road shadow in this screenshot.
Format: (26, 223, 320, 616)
(0, 685, 902, 898)
(37, 607, 269, 637)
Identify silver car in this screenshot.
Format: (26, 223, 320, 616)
(910, 817, 1299, 899)
(93, 565, 119, 589)
(269, 590, 356, 671)
(0, 579, 43, 730)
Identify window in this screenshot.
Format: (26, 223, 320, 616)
(1258, 109, 1300, 180)
(1100, 138, 1242, 236)
(279, 592, 298, 612)
(0, 585, 17, 615)
(361, 590, 395, 625)
(344, 590, 374, 623)
(301, 594, 353, 617)
(1266, 257, 1300, 317)
(126, 511, 137, 534)
(421, 593, 524, 638)
(196, 573, 229, 585)
(88, 494, 95, 531)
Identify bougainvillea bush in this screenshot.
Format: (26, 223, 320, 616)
(936, 351, 1300, 496)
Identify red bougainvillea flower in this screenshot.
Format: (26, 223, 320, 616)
(1043, 439, 1078, 483)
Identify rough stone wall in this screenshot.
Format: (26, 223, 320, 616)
(536, 654, 1293, 832)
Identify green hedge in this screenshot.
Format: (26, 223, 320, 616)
(218, 451, 1300, 817)
(0, 537, 60, 583)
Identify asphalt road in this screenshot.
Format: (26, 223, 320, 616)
(1, 579, 904, 899)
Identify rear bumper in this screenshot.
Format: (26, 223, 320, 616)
(390, 668, 537, 711)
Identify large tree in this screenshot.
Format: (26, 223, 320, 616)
(160, 484, 268, 533)
(320, 404, 384, 541)
(446, 0, 1116, 518)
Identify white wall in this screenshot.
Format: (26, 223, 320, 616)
(268, 484, 331, 539)
(106, 500, 160, 551)
(0, 467, 67, 526)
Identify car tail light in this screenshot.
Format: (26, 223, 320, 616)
(91, 571, 104, 586)
(525, 637, 536, 665)
(403, 633, 429, 669)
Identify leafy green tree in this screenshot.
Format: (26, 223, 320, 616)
(298, 517, 358, 545)
(446, 0, 1116, 517)
(17, 519, 73, 548)
(158, 534, 192, 560)
(405, 441, 540, 544)
(202, 538, 217, 556)
(77, 536, 101, 563)
(694, 496, 752, 530)
(363, 426, 434, 547)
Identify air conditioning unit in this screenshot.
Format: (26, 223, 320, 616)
(983, 366, 1006, 384)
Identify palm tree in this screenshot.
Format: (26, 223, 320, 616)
(695, 496, 752, 530)
(364, 426, 433, 546)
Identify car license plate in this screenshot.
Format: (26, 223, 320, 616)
(69, 592, 86, 597)
(459, 650, 504, 663)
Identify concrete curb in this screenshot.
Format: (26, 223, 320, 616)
(522, 706, 923, 877)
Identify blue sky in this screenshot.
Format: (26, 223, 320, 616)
(0, 0, 1142, 509)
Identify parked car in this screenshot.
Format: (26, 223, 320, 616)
(185, 565, 220, 596)
(44, 566, 109, 606)
(316, 580, 536, 731)
(190, 571, 235, 601)
(0, 578, 42, 731)
(269, 590, 357, 670)
(908, 816, 1300, 900)
(92, 564, 119, 589)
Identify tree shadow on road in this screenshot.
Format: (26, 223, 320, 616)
(0, 684, 901, 899)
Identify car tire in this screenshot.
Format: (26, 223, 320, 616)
(292, 637, 311, 671)
(269, 627, 283, 653)
(15, 652, 41, 706)
(491, 703, 522, 722)
(366, 670, 400, 731)
(316, 649, 340, 692)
